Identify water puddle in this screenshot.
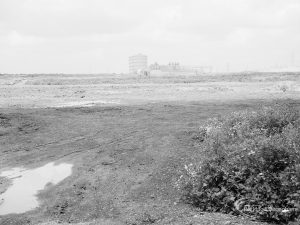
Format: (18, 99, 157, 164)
(0, 162, 73, 215)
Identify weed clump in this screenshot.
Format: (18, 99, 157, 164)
(180, 102, 300, 223)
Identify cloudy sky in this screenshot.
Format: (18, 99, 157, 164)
(0, 0, 299, 73)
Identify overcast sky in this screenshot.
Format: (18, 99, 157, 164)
(0, 0, 299, 73)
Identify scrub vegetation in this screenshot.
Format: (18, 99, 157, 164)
(1, 72, 300, 224)
(180, 102, 300, 223)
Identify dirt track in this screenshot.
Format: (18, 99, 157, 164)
(0, 101, 273, 225)
(0, 73, 300, 225)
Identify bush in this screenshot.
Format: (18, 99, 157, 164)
(180, 102, 300, 223)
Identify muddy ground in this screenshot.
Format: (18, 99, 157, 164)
(1, 100, 299, 225)
(0, 73, 300, 225)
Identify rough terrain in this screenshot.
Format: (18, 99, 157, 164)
(0, 72, 299, 225)
(0, 72, 299, 108)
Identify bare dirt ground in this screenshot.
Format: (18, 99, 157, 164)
(0, 72, 300, 225)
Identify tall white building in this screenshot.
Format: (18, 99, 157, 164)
(129, 54, 147, 74)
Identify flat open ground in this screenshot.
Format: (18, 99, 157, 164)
(0, 72, 300, 108)
(0, 73, 300, 225)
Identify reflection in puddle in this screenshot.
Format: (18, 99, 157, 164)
(0, 162, 73, 215)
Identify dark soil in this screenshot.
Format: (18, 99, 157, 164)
(1, 100, 297, 225)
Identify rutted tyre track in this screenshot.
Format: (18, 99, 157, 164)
(1, 127, 150, 160)
(0, 102, 276, 225)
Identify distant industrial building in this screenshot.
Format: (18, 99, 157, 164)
(149, 62, 181, 72)
(128, 54, 212, 76)
(149, 62, 213, 74)
(129, 54, 148, 74)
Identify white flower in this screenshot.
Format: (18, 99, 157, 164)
(248, 150, 255, 155)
